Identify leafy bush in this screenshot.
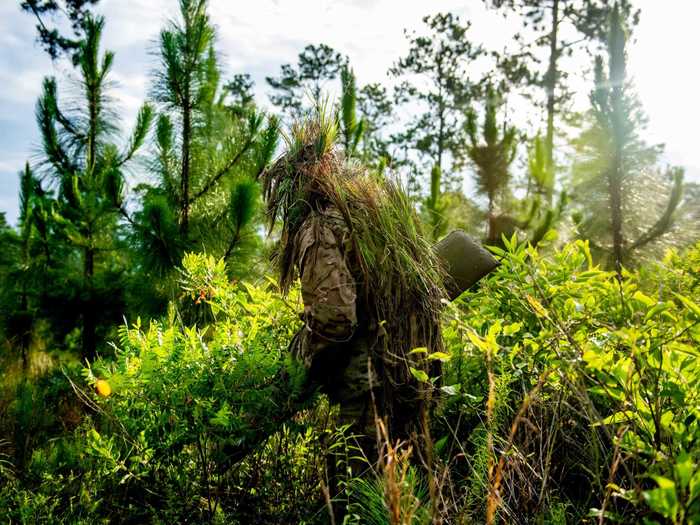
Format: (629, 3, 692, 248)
(438, 237, 700, 524)
(3, 242, 699, 523)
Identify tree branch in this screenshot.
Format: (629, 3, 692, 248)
(190, 137, 254, 204)
(627, 171, 683, 253)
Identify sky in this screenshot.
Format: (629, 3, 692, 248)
(1, 0, 698, 226)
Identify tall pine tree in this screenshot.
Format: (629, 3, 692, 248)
(483, 0, 640, 174)
(139, 0, 277, 286)
(266, 43, 347, 120)
(35, 15, 153, 358)
(463, 87, 518, 243)
(391, 13, 484, 196)
(572, 6, 683, 275)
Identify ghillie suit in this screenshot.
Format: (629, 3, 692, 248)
(261, 116, 447, 455)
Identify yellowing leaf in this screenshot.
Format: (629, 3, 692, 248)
(96, 379, 112, 398)
(503, 322, 523, 336)
(467, 331, 488, 352)
(542, 229, 558, 242)
(650, 476, 675, 490)
(593, 410, 635, 426)
(526, 294, 547, 317)
(427, 351, 451, 362)
(632, 290, 655, 307)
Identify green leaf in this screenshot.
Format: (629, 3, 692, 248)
(593, 410, 635, 427)
(440, 384, 461, 396)
(643, 476, 679, 520)
(673, 292, 700, 319)
(409, 367, 429, 382)
(503, 322, 522, 336)
(675, 453, 694, 488)
(427, 351, 451, 362)
(211, 401, 233, 427)
(645, 302, 670, 322)
(632, 290, 655, 307)
(542, 229, 558, 242)
(467, 331, 489, 352)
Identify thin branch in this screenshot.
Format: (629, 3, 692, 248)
(190, 137, 254, 204)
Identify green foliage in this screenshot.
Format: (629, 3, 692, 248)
(463, 86, 517, 242)
(391, 12, 483, 191)
(87, 253, 319, 520)
(357, 82, 393, 168)
(266, 43, 348, 119)
(528, 134, 554, 200)
(423, 164, 448, 240)
(482, 0, 640, 171)
(3, 240, 700, 523)
(134, 0, 278, 318)
(346, 465, 430, 525)
(3, 3, 700, 524)
(439, 237, 700, 523)
(31, 14, 153, 358)
(20, 0, 101, 62)
(572, 7, 685, 272)
(0, 253, 319, 523)
(339, 66, 366, 159)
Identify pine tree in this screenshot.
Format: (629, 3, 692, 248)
(463, 87, 517, 243)
(357, 82, 393, 168)
(151, 0, 214, 237)
(391, 13, 483, 193)
(0, 164, 58, 370)
(572, 6, 683, 275)
(266, 44, 347, 120)
(521, 135, 568, 246)
(20, 0, 100, 61)
(0, 214, 16, 345)
(35, 15, 153, 359)
(338, 66, 365, 159)
(483, 0, 640, 169)
(223, 73, 256, 113)
(423, 164, 448, 240)
(13, 165, 39, 369)
(527, 135, 555, 202)
(141, 0, 277, 282)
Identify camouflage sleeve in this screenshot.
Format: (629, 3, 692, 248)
(293, 214, 357, 366)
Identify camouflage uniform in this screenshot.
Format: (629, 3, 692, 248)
(289, 204, 379, 434)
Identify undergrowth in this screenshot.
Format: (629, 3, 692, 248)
(1, 239, 699, 524)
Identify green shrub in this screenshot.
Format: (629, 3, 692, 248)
(80, 253, 328, 522)
(439, 237, 700, 524)
(4, 242, 699, 523)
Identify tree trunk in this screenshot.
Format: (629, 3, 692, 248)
(487, 191, 496, 242)
(181, 97, 192, 236)
(607, 166, 624, 279)
(437, 108, 445, 179)
(87, 76, 98, 176)
(608, 51, 627, 280)
(83, 242, 96, 360)
(544, 0, 560, 205)
(19, 288, 30, 373)
(436, 62, 445, 190)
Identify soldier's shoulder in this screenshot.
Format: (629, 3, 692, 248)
(295, 205, 351, 254)
(319, 205, 349, 231)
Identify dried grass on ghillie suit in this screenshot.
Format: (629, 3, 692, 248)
(262, 119, 448, 442)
